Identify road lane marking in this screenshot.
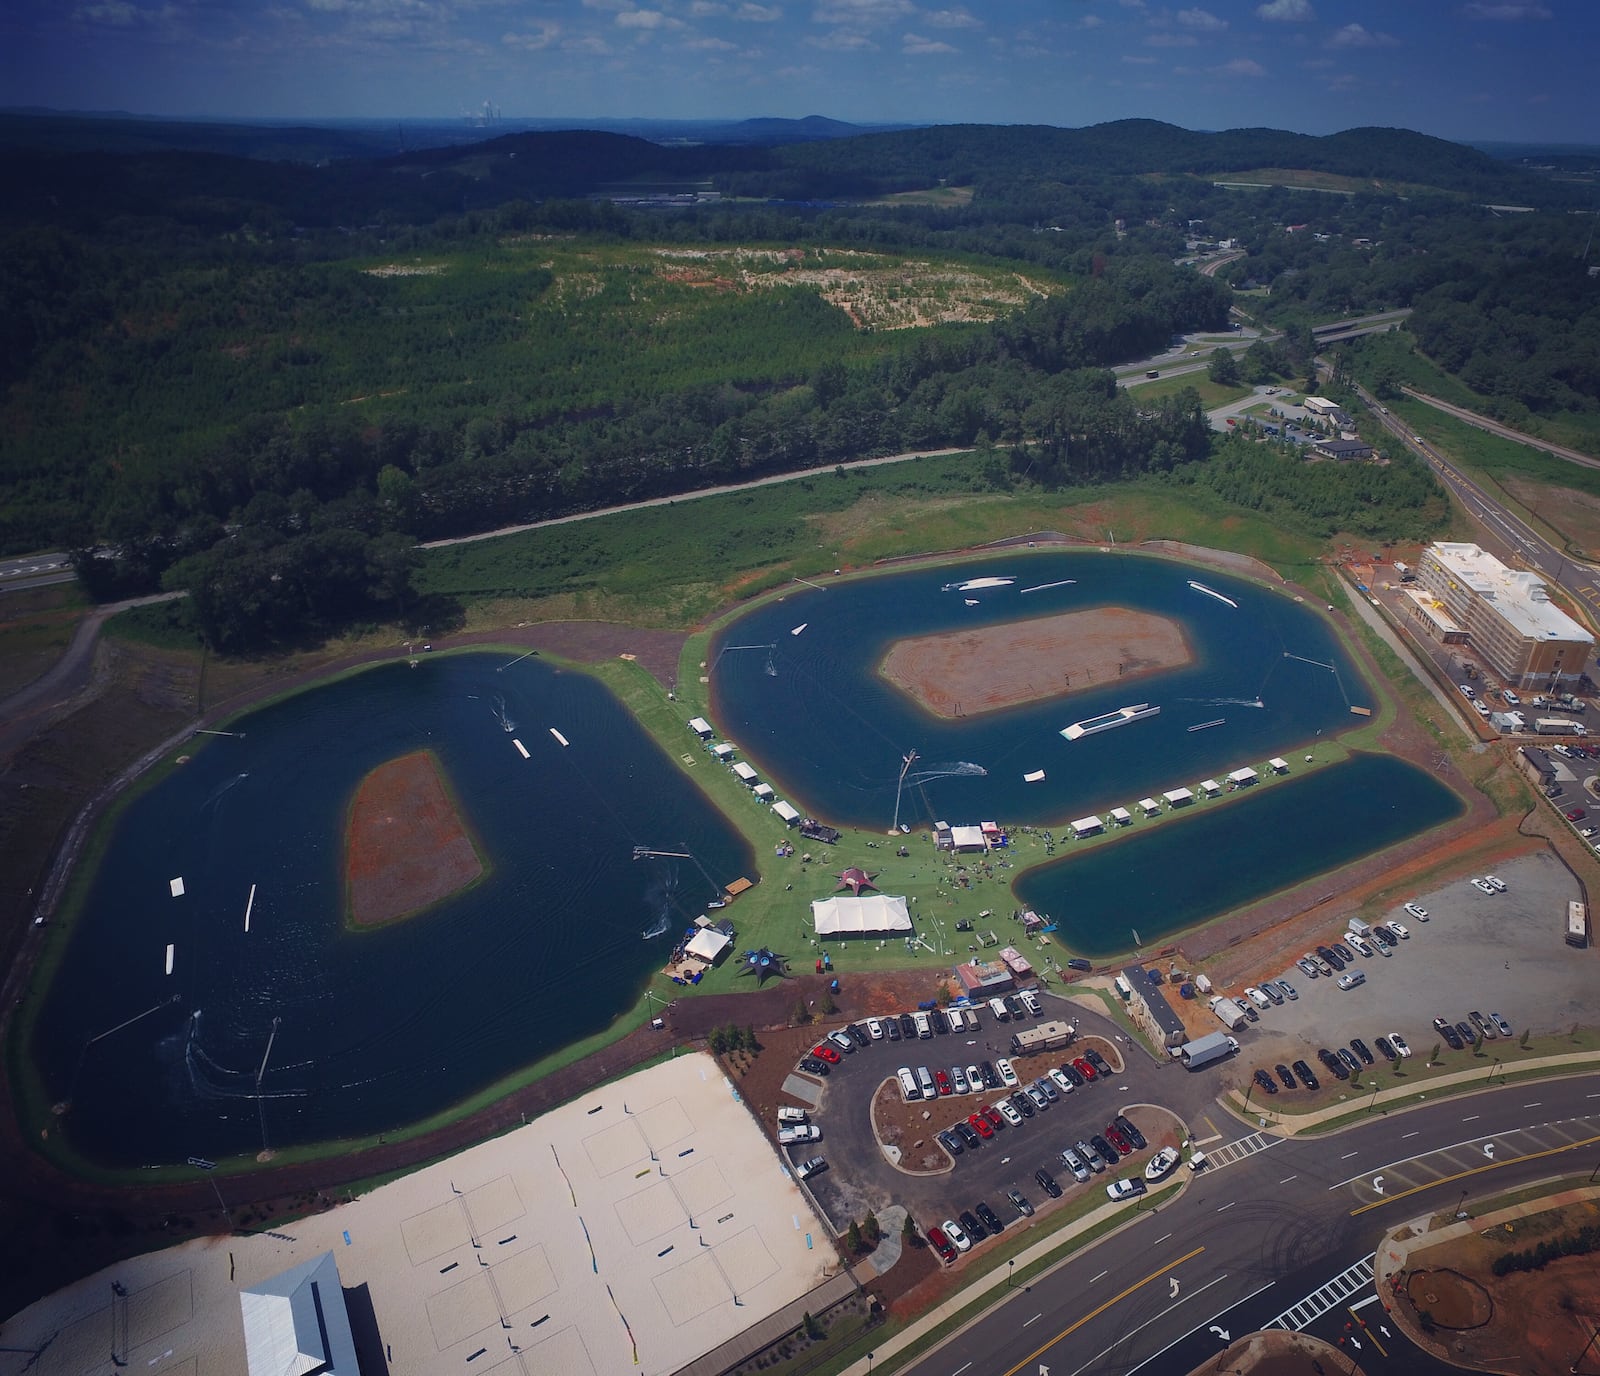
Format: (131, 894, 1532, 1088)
(1126, 1280, 1277, 1375)
(1216, 1202, 1234, 1212)
(998, 1247, 1206, 1376)
(951, 1363, 971, 1375)
(1090, 1270, 1107, 1284)
(1279, 1175, 1297, 1184)
(1067, 1273, 1231, 1376)
(1154, 1233, 1172, 1245)
(1328, 1118, 1600, 1190)
(1340, 1152, 1357, 1160)
(1462, 1115, 1479, 1122)
(1350, 1131, 1600, 1216)
(1402, 1131, 1419, 1139)
(1526, 1102, 1542, 1108)
(1024, 1313, 1042, 1327)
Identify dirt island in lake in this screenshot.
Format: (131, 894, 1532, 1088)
(878, 607, 1192, 719)
(344, 748, 485, 927)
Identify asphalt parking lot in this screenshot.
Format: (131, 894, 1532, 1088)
(792, 992, 1203, 1243)
(1220, 850, 1590, 1083)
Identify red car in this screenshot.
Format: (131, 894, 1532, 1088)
(813, 1044, 841, 1065)
(1566, 808, 1587, 822)
(928, 1226, 957, 1264)
(968, 1112, 994, 1140)
(1226, 417, 1237, 426)
(1073, 1057, 1097, 1082)
(1104, 1123, 1132, 1156)
(935, 1069, 953, 1096)
(984, 1106, 1006, 1132)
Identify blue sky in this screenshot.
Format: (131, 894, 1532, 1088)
(2, 0, 1593, 144)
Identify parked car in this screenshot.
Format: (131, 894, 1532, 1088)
(884, 1017, 902, 1042)
(1106, 1178, 1147, 1202)
(1490, 1012, 1513, 1037)
(931, 1008, 950, 1035)
(1253, 1068, 1279, 1095)
(1456, 1021, 1477, 1047)
(898, 1013, 917, 1039)
(1470, 1011, 1497, 1039)
(1432, 1017, 1462, 1050)
(984, 1106, 1006, 1133)
(1275, 979, 1299, 1002)
(996, 1099, 1023, 1127)
(996, 1058, 1020, 1087)
(1048, 1067, 1076, 1096)
(1292, 1059, 1320, 1090)
(1374, 1036, 1398, 1062)
(1275, 1063, 1296, 1089)
(1389, 1032, 1412, 1058)
(1403, 903, 1429, 921)
(958, 1209, 986, 1242)
(1007, 1188, 1034, 1217)
(928, 1225, 957, 1264)
(1316, 945, 1345, 972)
(1115, 1114, 1148, 1151)
(1025, 1083, 1050, 1112)
(1035, 1075, 1060, 1103)
(1350, 1038, 1375, 1065)
(935, 1070, 953, 1096)
(814, 1044, 841, 1065)
(1336, 970, 1366, 991)
(797, 1156, 827, 1179)
(1085, 1049, 1114, 1077)
(827, 1030, 854, 1054)
(1073, 1057, 1098, 1082)
(1244, 986, 1271, 1010)
(1035, 1169, 1063, 1198)
(1337, 1048, 1362, 1075)
(980, 1061, 1001, 1089)
(1090, 1133, 1120, 1165)
(951, 1066, 969, 1095)
(1567, 808, 1588, 822)
(942, 1219, 972, 1252)
(1010, 1090, 1035, 1119)
(1318, 1048, 1349, 1081)
(968, 1112, 993, 1140)
(1332, 941, 1356, 964)
(1059, 1146, 1091, 1183)
(865, 1017, 884, 1040)
(975, 1202, 1005, 1235)
(1297, 956, 1321, 978)
(1344, 932, 1373, 958)
(846, 1023, 869, 1047)
(1472, 878, 1497, 894)
(799, 1057, 830, 1076)
(1059, 1060, 1086, 1088)
(937, 1129, 963, 1156)
(1105, 1122, 1133, 1154)
(1387, 920, 1410, 939)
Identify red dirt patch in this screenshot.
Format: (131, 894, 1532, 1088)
(344, 749, 484, 927)
(878, 608, 1191, 718)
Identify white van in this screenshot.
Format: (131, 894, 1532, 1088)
(897, 1067, 920, 1101)
(913, 1011, 933, 1039)
(946, 1008, 966, 1034)
(988, 996, 1011, 1023)
(778, 1106, 808, 1124)
(916, 1066, 937, 1099)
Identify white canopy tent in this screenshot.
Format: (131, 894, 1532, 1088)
(1162, 788, 1194, 806)
(688, 716, 714, 739)
(752, 783, 775, 802)
(1268, 757, 1290, 774)
(949, 824, 986, 851)
(812, 894, 913, 936)
(710, 742, 736, 761)
(731, 761, 759, 785)
(1108, 806, 1133, 825)
(685, 928, 732, 964)
(1199, 779, 1222, 797)
(1137, 797, 1162, 816)
(1071, 816, 1104, 838)
(772, 800, 801, 825)
(1227, 766, 1259, 785)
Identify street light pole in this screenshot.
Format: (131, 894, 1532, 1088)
(1455, 1188, 1470, 1220)
(1367, 1080, 1380, 1114)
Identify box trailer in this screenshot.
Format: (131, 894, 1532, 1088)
(1010, 1020, 1076, 1056)
(1209, 996, 1248, 1031)
(1535, 718, 1587, 735)
(1179, 1031, 1239, 1070)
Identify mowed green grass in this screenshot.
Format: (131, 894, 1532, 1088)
(1130, 371, 1253, 410)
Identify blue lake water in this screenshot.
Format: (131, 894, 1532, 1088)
(710, 551, 1376, 830)
(1014, 753, 1464, 956)
(31, 654, 753, 1168)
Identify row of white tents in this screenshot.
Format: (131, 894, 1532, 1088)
(1068, 757, 1291, 838)
(689, 717, 801, 826)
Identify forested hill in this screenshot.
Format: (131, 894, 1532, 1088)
(751, 120, 1564, 205)
(0, 117, 1571, 234)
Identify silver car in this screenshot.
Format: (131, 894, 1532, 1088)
(1059, 1145, 1091, 1183)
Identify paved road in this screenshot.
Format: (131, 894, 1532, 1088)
(0, 550, 72, 592)
(1352, 381, 1600, 630)
(902, 1073, 1600, 1376)
(1402, 386, 1600, 473)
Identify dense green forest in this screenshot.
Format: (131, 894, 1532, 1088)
(10, 111, 1583, 650)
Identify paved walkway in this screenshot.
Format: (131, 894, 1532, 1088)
(1220, 1050, 1600, 1135)
(1373, 1180, 1600, 1361)
(825, 1184, 1191, 1376)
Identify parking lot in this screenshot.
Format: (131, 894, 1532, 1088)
(785, 991, 1201, 1260)
(1216, 849, 1590, 1090)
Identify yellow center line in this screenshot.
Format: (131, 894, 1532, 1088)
(1350, 1132, 1600, 1216)
(999, 1246, 1205, 1376)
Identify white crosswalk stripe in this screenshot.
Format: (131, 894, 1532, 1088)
(1199, 1131, 1277, 1170)
(1265, 1254, 1375, 1331)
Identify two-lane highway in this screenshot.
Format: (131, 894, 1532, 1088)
(906, 1073, 1600, 1376)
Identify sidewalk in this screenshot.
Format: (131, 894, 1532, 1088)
(828, 1184, 1189, 1376)
(1220, 1049, 1600, 1136)
(1373, 1180, 1600, 1362)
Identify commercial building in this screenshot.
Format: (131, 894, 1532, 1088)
(1415, 543, 1594, 691)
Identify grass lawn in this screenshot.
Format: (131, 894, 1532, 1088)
(1130, 371, 1254, 410)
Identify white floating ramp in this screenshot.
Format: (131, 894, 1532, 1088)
(164, 944, 175, 975)
(549, 728, 569, 748)
(1188, 580, 1239, 609)
(1023, 768, 1047, 783)
(1060, 703, 1160, 741)
(169, 877, 185, 898)
(244, 883, 256, 933)
(512, 738, 530, 759)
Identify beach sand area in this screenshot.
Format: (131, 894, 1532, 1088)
(0, 1053, 832, 1376)
(345, 748, 484, 926)
(878, 606, 1192, 718)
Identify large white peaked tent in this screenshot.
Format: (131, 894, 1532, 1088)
(811, 894, 913, 937)
(240, 1251, 360, 1376)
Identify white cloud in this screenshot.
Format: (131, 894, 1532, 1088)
(1328, 22, 1397, 47)
(807, 26, 875, 47)
(902, 30, 956, 53)
(616, 7, 679, 27)
(925, 6, 979, 27)
(1215, 56, 1265, 76)
(736, 1, 782, 17)
(812, 0, 911, 24)
(1078, 12, 1102, 26)
(502, 24, 558, 47)
(1122, 53, 1158, 63)
(1463, 2, 1551, 16)
(1146, 31, 1197, 46)
(76, 0, 141, 23)
(1177, 7, 1226, 31)
(689, 0, 726, 12)
(1255, 0, 1313, 20)
(562, 31, 611, 51)
(684, 33, 737, 47)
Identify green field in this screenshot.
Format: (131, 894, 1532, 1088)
(1129, 371, 1253, 410)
